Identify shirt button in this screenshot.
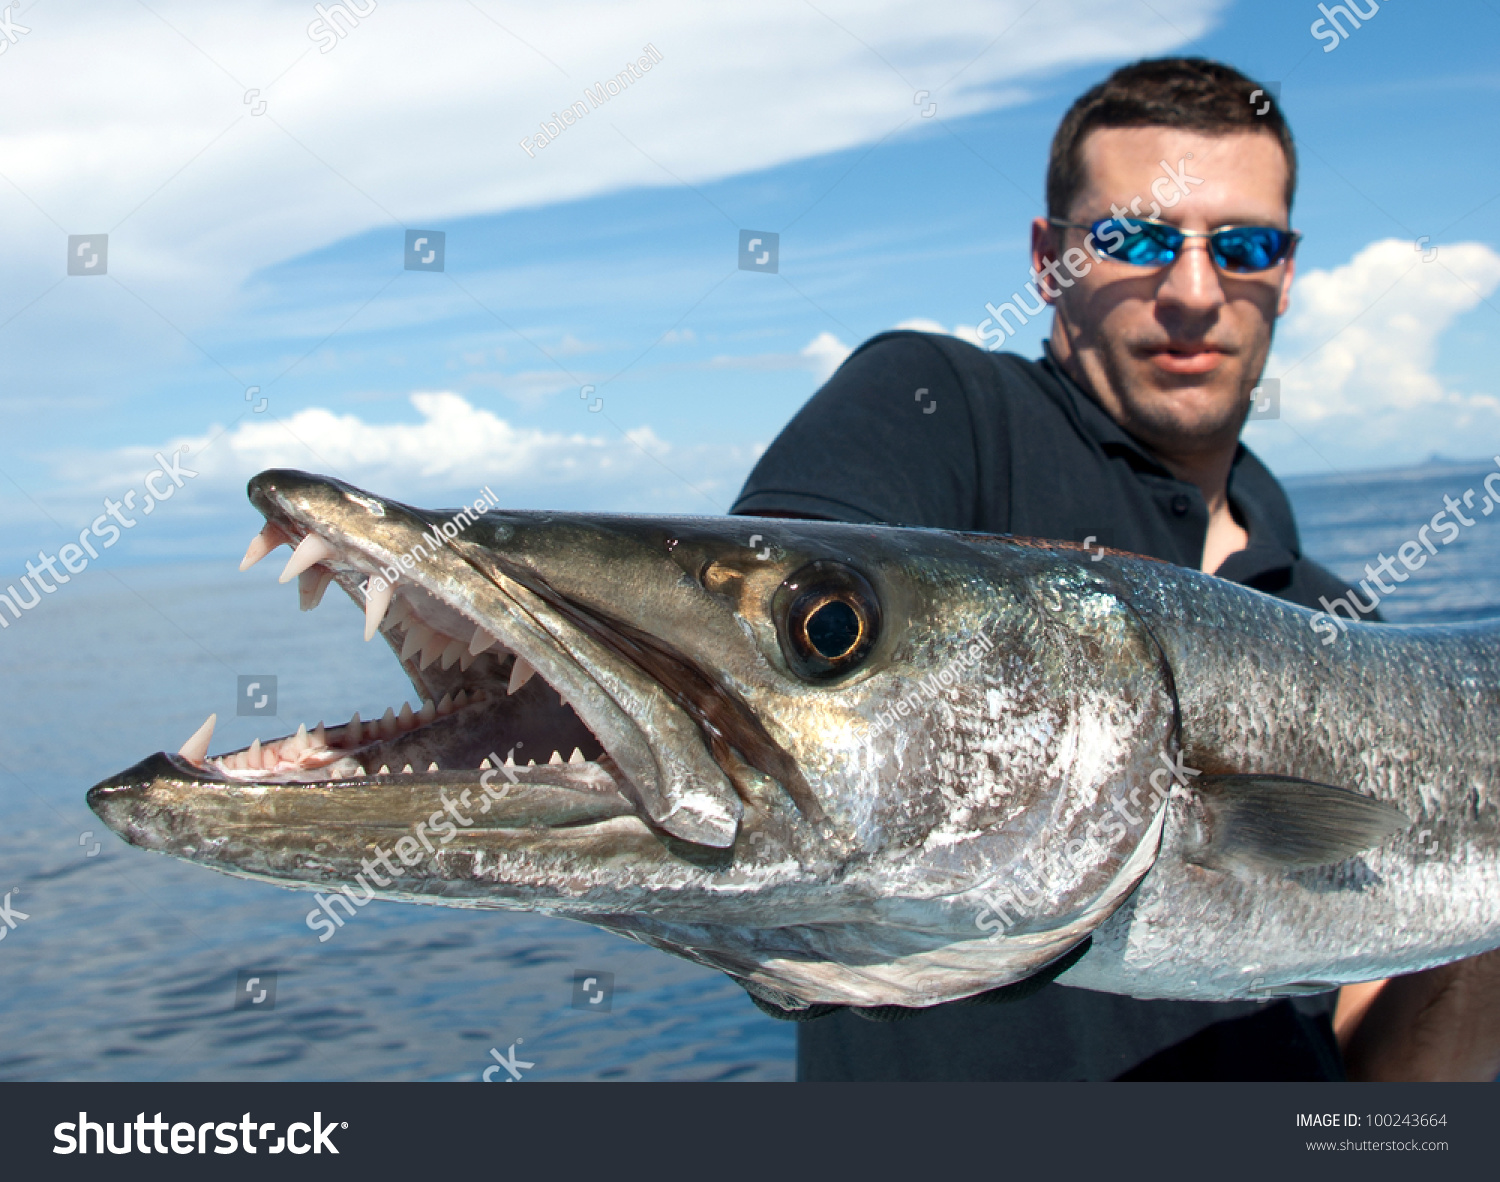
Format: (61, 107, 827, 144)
(1170, 494, 1191, 516)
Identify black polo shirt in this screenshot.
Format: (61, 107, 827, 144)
(732, 329, 1359, 1081)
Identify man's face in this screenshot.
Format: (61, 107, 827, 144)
(1031, 126, 1296, 462)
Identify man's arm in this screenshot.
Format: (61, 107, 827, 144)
(1337, 951, 1500, 1081)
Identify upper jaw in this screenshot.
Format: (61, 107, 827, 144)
(224, 468, 750, 848)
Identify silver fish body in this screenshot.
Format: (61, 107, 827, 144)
(87, 471, 1500, 1009)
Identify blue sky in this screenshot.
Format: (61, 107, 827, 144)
(1, 0, 1497, 568)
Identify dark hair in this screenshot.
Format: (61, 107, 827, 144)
(1046, 57, 1296, 219)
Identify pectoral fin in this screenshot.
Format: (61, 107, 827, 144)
(1185, 774, 1409, 872)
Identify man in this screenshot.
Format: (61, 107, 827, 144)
(732, 57, 1500, 1081)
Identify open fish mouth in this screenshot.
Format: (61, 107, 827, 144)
(88, 468, 777, 876)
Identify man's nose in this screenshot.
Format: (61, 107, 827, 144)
(1155, 238, 1226, 311)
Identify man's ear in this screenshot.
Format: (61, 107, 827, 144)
(1276, 253, 1296, 318)
(1031, 217, 1062, 305)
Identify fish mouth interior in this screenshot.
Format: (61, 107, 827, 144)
(182, 517, 647, 812)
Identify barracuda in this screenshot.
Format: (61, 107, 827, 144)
(87, 470, 1500, 1012)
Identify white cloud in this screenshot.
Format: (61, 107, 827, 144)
(1270, 238, 1500, 420)
(798, 319, 988, 382)
(49, 392, 762, 514)
(801, 331, 853, 382)
(0, 0, 1223, 316)
(1251, 238, 1500, 469)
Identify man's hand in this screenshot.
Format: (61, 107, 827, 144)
(1336, 949, 1500, 1081)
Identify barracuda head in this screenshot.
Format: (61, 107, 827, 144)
(89, 470, 1179, 1008)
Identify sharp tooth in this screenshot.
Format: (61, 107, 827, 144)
(549, 750, 563, 766)
(569, 747, 585, 765)
(436, 693, 453, 715)
(329, 767, 343, 780)
(387, 596, 410, 627)
(440, 638, 466, 669)
(479, 758, 493, 770)
(345, 712, 361, 744)
(248, 738, 261, 764)
(468, 626, 497, 656)
(508, 656, 537, 695)
(178, 714, 217, 763)
(300, 566, 335, 611)
(427, 761, 440, 772)
(401, 622, 433, 662)
(454, 689, 469, 708)
(364, 577, 396, 641)
(459, 651, 475, 672)
(279, 533, 338, 584)
(263, 743, 280, 769)
(380, 707, 397, 738)
(419, 698, 437, 723)
(505, 751, 516, 767)
(239, 523, 289, 571)
(356, 765, 368, 777)
(378, 764, 390, 775)
(289, 723, 309, 752)
(313, 722, 327, 747)
(402, 763, 414, 774)
(420, 633, 448, 670)
(398, 702, 415, 730)
(527, 759, 536, 767)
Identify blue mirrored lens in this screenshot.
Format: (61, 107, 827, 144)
(1211, 227, 1291, 272)
(1093, 218, 1179, 264)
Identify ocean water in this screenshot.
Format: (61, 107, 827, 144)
(0, 457, 1497, 1081)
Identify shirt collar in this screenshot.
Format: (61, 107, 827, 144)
(1036, 340, 1304, 565)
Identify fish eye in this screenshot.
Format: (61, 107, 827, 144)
(775, 562, 881, 680)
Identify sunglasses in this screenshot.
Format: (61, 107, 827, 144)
(1048, 217, 1301, 274)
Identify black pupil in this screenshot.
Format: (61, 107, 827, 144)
(805, 599, 861, 660)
